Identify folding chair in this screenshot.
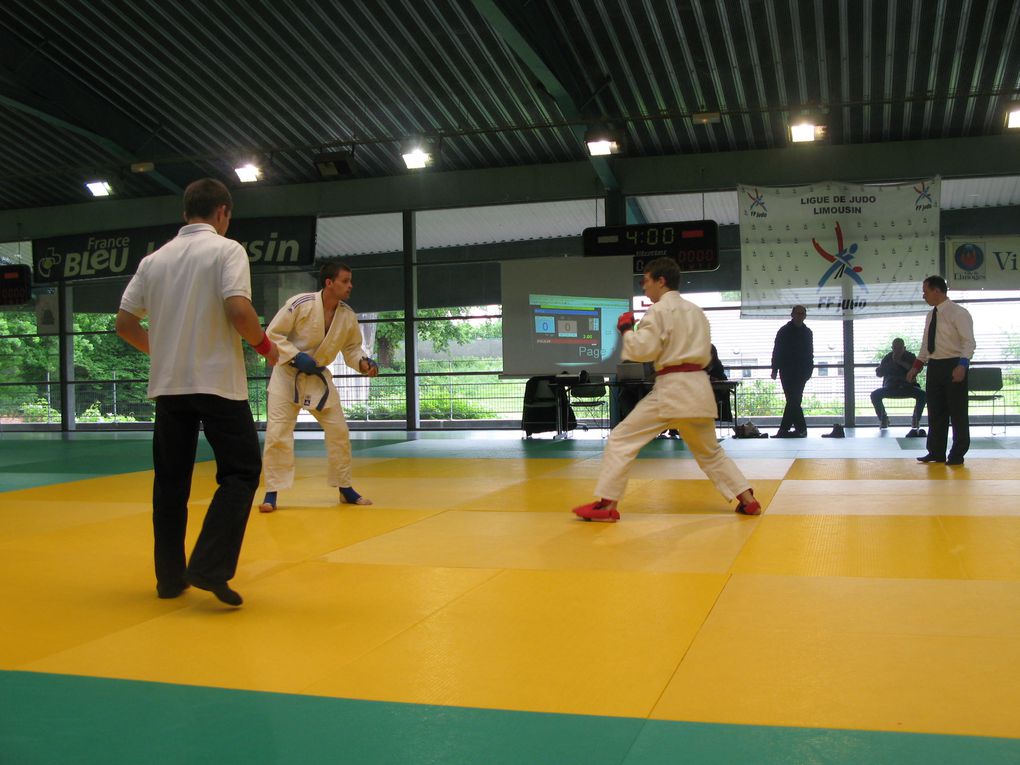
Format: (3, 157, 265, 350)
(568, 375, 609, 436)
(967, 367, 1006, 435)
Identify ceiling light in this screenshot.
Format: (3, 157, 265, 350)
(788, 115, 827, 144)
(130, 161, 155, 173)
(584, 127, 623, 157)
(85, 181, 112, 197)
(314, 149, 355, 178)
(1006, 104, 1020, 130)
(234, 163, 261, 183)
(402, 148, 431, 169)
(692, 111, 721, 125)
(586, 140, 617, 156)
(401, 137, 434, 170)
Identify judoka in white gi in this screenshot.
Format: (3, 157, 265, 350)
(259, 261, 378, 513)
(572, 257, 761, 522)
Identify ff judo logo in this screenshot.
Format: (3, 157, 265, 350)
(745, 188, 768, 218)
(914, 181, 935, 210)
(812, 221, 865, 288)
(812, 221, 868, 311)
(953, 242, 985, 281)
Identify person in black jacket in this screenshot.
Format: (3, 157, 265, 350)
(871, 338, 926, 434)
(705, 344, 732, 423)
(771, 305, 813, 437)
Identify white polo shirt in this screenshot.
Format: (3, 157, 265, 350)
(120, 223, 253, 400)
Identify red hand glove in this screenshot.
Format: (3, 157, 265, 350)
(617, 311, 635, 333)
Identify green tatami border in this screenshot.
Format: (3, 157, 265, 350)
(2, 671, 1017, 765)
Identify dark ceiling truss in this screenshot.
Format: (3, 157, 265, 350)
(737, 0, 775, 148)
(472, 0, 636, 222)
(0, 0, 1017, 214)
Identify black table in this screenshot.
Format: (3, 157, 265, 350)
(607, 378, 741, 429)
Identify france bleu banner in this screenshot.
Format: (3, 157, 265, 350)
(32, 217, 316, 284)
(739, 178, 940, 319)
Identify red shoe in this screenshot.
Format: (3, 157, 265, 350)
(735, 491, 761, 516)
(573, 500, 620, 522)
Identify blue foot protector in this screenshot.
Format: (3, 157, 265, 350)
(339, 486, 362, 504)
(259, 491, 277, 513)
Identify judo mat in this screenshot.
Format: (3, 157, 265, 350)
(1, 430, 1019, 763)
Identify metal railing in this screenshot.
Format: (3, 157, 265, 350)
(2, 364, 1016, 431)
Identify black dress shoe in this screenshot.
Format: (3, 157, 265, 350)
(186, 574, 243, 606)
(916, 454, 945, 463)
(947, 455, 965, 466)
(156, 581, 189, 599)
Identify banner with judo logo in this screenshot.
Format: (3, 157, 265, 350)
(739, 178, 940, 318)
(944, 236, 1020, 290)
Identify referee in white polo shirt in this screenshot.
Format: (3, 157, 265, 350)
(116, 178, 279, 606)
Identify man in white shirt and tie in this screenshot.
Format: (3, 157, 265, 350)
(906, 275, 976, 466)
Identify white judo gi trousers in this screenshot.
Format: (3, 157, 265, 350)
(594, 383, 750, 503)
(262, 391, 352, 491)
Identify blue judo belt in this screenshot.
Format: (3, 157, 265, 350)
(290, 363, 330, 411)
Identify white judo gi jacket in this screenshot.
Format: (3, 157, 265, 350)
(622, 290, 717, 420)
(265, 291, 367, 411)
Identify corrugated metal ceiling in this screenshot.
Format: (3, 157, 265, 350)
(0, 0, 1018, 211)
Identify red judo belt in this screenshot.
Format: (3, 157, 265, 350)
(656, 363, 704, 376)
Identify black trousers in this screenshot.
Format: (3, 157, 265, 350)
(779, 374, 809, 433)
(871, 385, 927, 425)
(925, 358, 969, 459)
(152, 394, 261, 588)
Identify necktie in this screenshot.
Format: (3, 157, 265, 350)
(927, 307, 937, 353)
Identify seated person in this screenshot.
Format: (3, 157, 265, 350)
(705, 344, 732, 423)
(872, 338, 926, 435)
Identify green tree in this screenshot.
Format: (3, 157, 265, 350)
(1004, 330, 1020, 361)
(372, 309, 501, 367)
(0, 312, 58, 384)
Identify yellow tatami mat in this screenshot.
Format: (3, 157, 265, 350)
(651, 574, 1020, 738)
(23, 561, 504, 694)
(3, 447, 1020, 744)
(786, 457, 1020, 480)
(769, 479, 1020, 515)
(323, 510, 759, 573)
(304, 569, 727, 717)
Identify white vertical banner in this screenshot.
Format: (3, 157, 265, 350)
(944, 236, 1020, 290)
(35, 292, 59, 335)
(739, 178, 940, 318)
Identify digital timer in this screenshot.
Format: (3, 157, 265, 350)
(582, 221, 719, 273)
(0, 264, 32, 306)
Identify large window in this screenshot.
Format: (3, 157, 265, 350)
(5, 198, 1019, 431)
(308, 213, 405, 427)
(0, 241, 62, 426)
(412, 199, 606, 427)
